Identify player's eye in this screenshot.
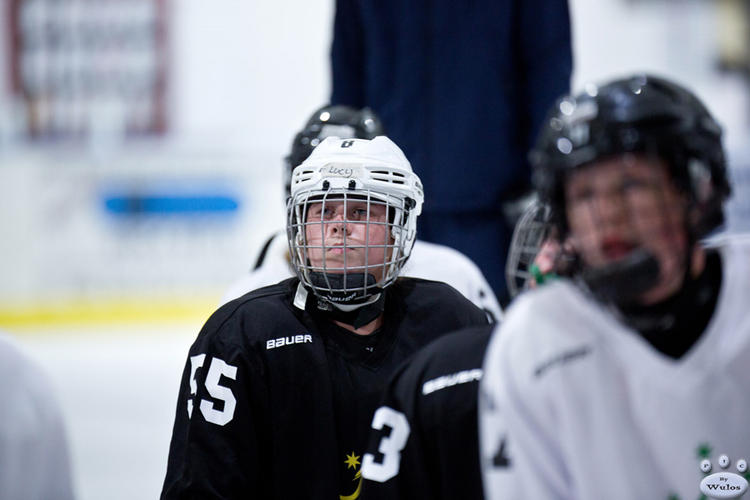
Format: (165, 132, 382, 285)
(620, 176, 650, 193)
(568, 186, 594, 204)
(351, 207, 369, 219)
(308, 205, 334, 221)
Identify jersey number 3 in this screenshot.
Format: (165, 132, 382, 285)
(362, 406, 410, 482)
(187, 354, 238, 426)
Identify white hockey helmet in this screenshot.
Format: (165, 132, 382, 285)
(287, 136, 424, 305)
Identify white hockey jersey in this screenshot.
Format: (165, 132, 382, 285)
(479, 236, 750, 500)
(222, 231, 503, 321)
(0, 332, 75, 500)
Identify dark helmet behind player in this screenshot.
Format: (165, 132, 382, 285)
(529, 74, 731, 304)
(284, 105, 384, 195)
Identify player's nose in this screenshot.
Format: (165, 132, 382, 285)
(593, 190, 628, 228)
(327, 212, 349, 234)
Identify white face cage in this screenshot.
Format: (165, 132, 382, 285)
(505, 200, 554, 298)
(287, 136, 423, 305)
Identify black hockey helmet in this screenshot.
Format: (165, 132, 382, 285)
(530, 74, 730, 239)
(529, 74, 731, 304)
(284, 105, 384, 195)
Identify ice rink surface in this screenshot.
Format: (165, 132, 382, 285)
(13, 322, 202, 500)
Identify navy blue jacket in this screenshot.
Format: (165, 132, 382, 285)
(331, 0, 572, 213)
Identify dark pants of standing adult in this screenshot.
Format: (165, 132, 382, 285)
(418, 210, 511, 307)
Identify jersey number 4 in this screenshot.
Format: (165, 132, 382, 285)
(187, 354, 238, 426)
(362, 406, 411, 483)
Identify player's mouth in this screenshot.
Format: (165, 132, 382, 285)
(326, 243, 359, 254)
(601, 237, 636, 260)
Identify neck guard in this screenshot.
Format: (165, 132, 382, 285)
(616, 250, 721, 358)
(308, 271, 382, 305)
(293, 281, 386, 329)
(580, 248, 661, 305)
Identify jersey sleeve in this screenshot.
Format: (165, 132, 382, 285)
(401, 241, 504, 323)
(479, 305, 569, 500)
(0, 335, 75, 500)
(361, 326, 491, 499)
(360, 359, 433, 499)
(161, 313, 271, 499)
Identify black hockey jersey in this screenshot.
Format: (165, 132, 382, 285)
(161, 277, 488, 499)
(360, 324, 493, 500)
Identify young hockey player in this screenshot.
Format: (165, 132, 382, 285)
(161, 136, 488, 499)
(479, 74, 748, 500)
(221, 105, 502, 322)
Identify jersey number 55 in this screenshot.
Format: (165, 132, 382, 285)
(187, 354, 238, 426)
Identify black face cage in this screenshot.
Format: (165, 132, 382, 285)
(287, 189, 411, 304)
(538, 136, 726, 246)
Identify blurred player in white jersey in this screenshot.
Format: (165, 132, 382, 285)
(0, 331, 75, 500)
(222, 105, 502, 322)
(479, 74, 750, 500)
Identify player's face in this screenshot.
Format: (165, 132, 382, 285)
(304, 198, 393, 281)
(564, 154, 689, 304)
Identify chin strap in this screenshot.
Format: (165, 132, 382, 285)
(308, 271, 380, 305)
(293, 282, 309, 310)
(320, 293, 386, 329)
(615, 249, 720, 358)
(580, 248, 660, 305)
(294, 282, 386, 329)
(326, 294, 382, 312)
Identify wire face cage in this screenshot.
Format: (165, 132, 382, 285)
(505, 200, 554, 298)
(286, 137, 424, 305)
(287, 188, 413, 305)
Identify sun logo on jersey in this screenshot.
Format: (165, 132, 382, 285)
(345, 452, 361, 470)
(340, 451, 363, 500)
